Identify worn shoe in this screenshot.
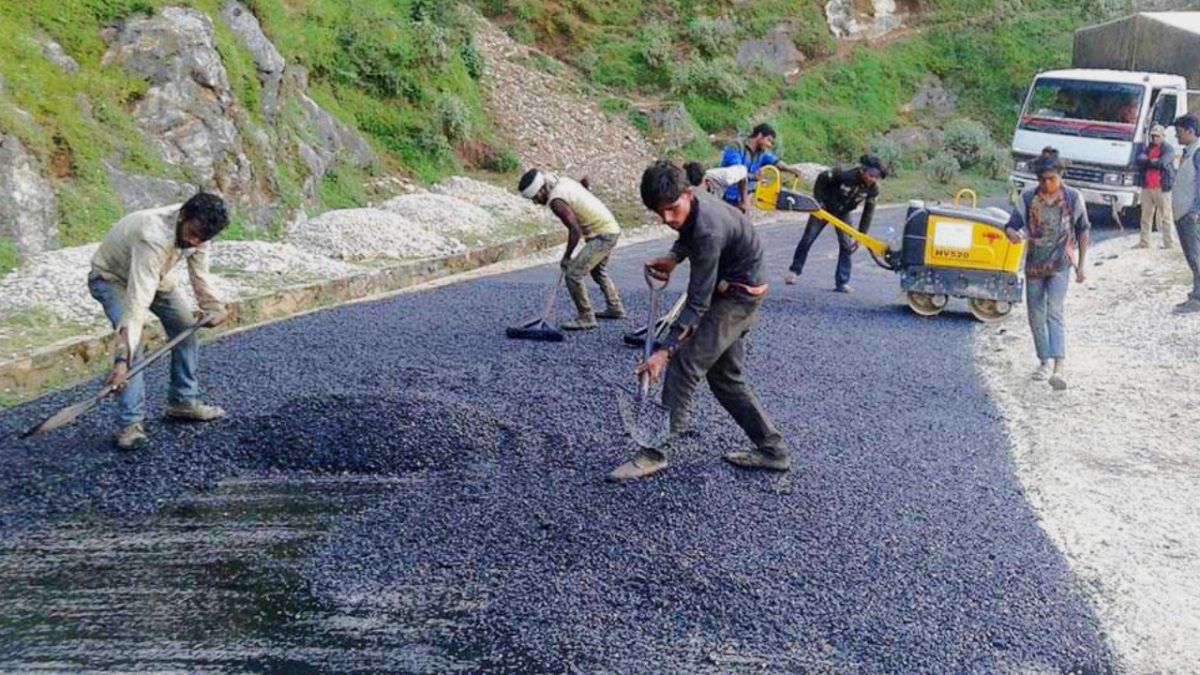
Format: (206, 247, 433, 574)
(165, 401, 227, 422)
(607, 449, 668, 482)
(595, 307, 627, 320)
(1173, 298, 1200, 314)
(560, 315, 599, 330)
(833, 284, 853, 294)
(1049, 371, 1068, 391)
(114, 423, 148, 451)
(724, 450, 791, 472)
(1032, 361, 1051, 381)
(784, 272, 798, 285)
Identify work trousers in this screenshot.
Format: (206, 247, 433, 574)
(1026, 269, 1070, 362)
(1176, 215, 1200, 301)
(1140, 188, 1176, 247)
(789, 213, 854, 288)
(565, 233, 622, 318)
(88, 274, 201, 426)
(662, 290, 789, 460)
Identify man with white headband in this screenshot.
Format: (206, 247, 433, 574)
(518, 169, 625, 330)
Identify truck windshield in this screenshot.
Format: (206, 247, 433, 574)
(1019, 78, 1144, 141)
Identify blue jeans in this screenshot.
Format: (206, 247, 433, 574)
(789, 213, 854, 288)
(1025, 269, 1070, 361)
(1176, 214, 1200, 301)
(88, 274, 200, 426)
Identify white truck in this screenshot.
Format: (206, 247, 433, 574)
(1009, 12, 1200, 225)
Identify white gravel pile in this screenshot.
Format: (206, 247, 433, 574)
(976, 235, 1200, 674)
(286, 208, 466, 261)
(431, 176, 555, 230)
(377, 193, 499, 241)
(211, 241, 363, 280)
(0, 243, 240, 327)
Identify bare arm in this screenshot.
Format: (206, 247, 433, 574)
(550, 199, 583, 265)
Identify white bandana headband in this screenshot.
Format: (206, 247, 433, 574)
(521, 171, 546, 199)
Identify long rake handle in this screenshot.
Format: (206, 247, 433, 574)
(539, 270, 564, 322)
(639, 268, 668, 399)
(21, 312, 216, 438)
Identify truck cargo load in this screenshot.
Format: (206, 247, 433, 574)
(1073, 12, 1200, 106)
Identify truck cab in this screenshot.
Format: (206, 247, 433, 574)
(1009, 68, 1189, 223)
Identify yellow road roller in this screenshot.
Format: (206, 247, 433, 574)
(755, 166, 1025, 322)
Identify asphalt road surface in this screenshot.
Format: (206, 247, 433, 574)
(0, 204, 1113, 673)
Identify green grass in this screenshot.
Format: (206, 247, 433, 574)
(0, 239, 18, 278)
(0, 0, 511, 249)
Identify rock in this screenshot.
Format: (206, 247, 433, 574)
(102, 7, 254, 199)
(901, 77, 958, 120)
(631, 102, 701, 155)
(40, 38, 79, 74)
(297, 93, 375, 170)
(825, 0, 906, 40)
(882, 126, 944, 159)
(735, 24, 805, 78)
(220, 1, 286, 120)
(104, 161, 198, 213)
(0, 131, 58, 258)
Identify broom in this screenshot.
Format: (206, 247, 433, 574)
(505, 270, 565, 342)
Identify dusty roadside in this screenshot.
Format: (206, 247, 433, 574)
(976, 234, 1200, 674)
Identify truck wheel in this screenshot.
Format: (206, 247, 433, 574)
(968, 298, 1012, 323)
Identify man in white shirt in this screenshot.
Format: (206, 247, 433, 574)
(88, 193, 231, 450)
(685, 162, 749, 198)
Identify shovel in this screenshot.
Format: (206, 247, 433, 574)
(21, 313, 217, 439)
(616, 268, 672, 450)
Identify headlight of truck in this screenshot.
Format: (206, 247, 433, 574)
(1014, 160, 1029, 173)
(1103, 172, 1122, 185)
(1121, 174, 1135, 186)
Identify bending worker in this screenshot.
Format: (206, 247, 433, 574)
(684, 161, 748, 198)
(519, 169, 625, 330)
(785, 155, 886, 293)
(89, 193, 231, 450)
(610, 160, 791, 481)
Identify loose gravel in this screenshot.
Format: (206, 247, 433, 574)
(285, 208, 466, 261)
(0, 216, 1113, 672)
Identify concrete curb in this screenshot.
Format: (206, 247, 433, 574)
(0, 229, 567, 407)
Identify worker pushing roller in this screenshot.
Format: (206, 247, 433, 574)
(756, 166, 1027, 322)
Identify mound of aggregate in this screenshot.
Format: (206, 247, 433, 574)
(0, 220, 1113, 672)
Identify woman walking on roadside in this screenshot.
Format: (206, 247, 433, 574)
(1005, 150, 1091, 390)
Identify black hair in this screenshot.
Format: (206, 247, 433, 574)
(179, 192, 229, 241)
(859, 153, 889, 178)
(683, 161, 706, 187)
(640, 160, 689, 211)
(750, 123, 776, 139)
(1033, 149, 1066, 176)
(517, 169, 540, 193)
(1174, 114, 1199, 134)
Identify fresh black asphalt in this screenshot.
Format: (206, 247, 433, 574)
(0, 208, 1113, 673)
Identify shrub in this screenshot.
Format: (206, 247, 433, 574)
(872, 136, 904, 176)
(437, 94, 471, 142)
(460, 41, 485, 81)
(979, 144, 1011, 180)
(923, 151, 961, 184)
(484, 147, 521, 173)
(637, 22, 675, 71)
(669, 58, 746, 100)
(688, 17, 735, 58)
(942, 118, 992, 169)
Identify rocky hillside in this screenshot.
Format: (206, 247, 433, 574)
(0, 0, 512, 263)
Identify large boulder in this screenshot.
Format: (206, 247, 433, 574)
(0, 130, 58, 257)
(220, 1, 286, 120)
(104, 161, 198, 213)
(632, 102, 703, 155)
(102, 7, 255, 201)
(736, 24, 805, 78)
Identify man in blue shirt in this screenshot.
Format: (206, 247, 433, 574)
(719, 123, 805, 212)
